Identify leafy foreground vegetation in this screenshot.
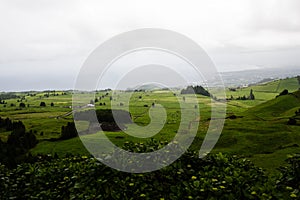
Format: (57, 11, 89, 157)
(0, 141, 299, 199)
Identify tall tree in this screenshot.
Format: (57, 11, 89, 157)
(249, 89, 255, 100)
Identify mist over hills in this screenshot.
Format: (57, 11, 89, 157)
(126, 67, 300, 91)
(1, 66, 299, 92)
(220, 66, 300, 87)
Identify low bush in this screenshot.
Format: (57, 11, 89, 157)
(3, 140, 299, 199)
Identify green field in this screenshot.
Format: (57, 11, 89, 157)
(0, 77, 300, 175)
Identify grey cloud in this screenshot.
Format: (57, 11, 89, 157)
(0, 0, 299, 91)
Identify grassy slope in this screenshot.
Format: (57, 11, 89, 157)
(226, 77, 298, 101)
(248, 91, 300, 119)
(0, 92, 74, 140)
(215, 90, 300, 174)
(246, 90, 300, 173)
(1, 77, 299, 174)
(32, 77, 300, 174)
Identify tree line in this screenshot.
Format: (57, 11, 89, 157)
(0, 117, 38, 167)
(181, 85, 211, 97)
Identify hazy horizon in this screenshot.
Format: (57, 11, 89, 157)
(1, 66, 299, 92)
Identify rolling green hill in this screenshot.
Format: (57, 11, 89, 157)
(250, 77, 299, 93)
(247, 90, 300, 119)
(215, 89, 300, 173)
(1, 76, 299, 174)
(225, 77, 299, 103)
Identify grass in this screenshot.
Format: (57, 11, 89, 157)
(1, 76, 300, 174)
(247, 90, 300, 120)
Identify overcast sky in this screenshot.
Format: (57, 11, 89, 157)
(1, 0, 300, 91)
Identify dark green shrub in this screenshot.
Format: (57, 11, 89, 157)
(0, 141, 278, 200)
(276, 154, 300, 199)
(60, 122, 77, 140)
(287, 118, 297, 125)
(181, 85, 211, 97)
(277, 89, 289, 98)
(74, 109, 132, 124)
(19, 102, 26, 108)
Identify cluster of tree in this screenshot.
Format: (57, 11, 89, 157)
(91, 94, 110, 104)
(249, 89, 255, 100)
(0, 93, 20, 100)
(60, 122, 77, 140)
(100, 122, 126, 132)
(297, 76, 300, 85)
(236, 95, 248, 100)
(7, 125, 38, 150)
(74, 109, 132, 124)
(134, 89, 145, 92)
(96, 93, 110, 101)
(0, 117, 30, 131)
(19, 102, 26, 108)
(0, 117, 13, 130)
(287, 108, 300, 125)
(71, 109, 133, 134)
(227, 89, 255, 101)
(16, 96, 26, 102)
(276, 89, 289, 98)
(60, 109, 132, 139)
(125, 89, 145, 92)
(43, 90, 60, 98)
(181, 85, 211, 97)
(0, 117, 38, 167)
(20, 102, 53, 108)
(26, 93, 36, 97)
(0, 100, 7, 104)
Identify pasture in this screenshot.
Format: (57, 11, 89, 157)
(0, 77, 299, 174)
